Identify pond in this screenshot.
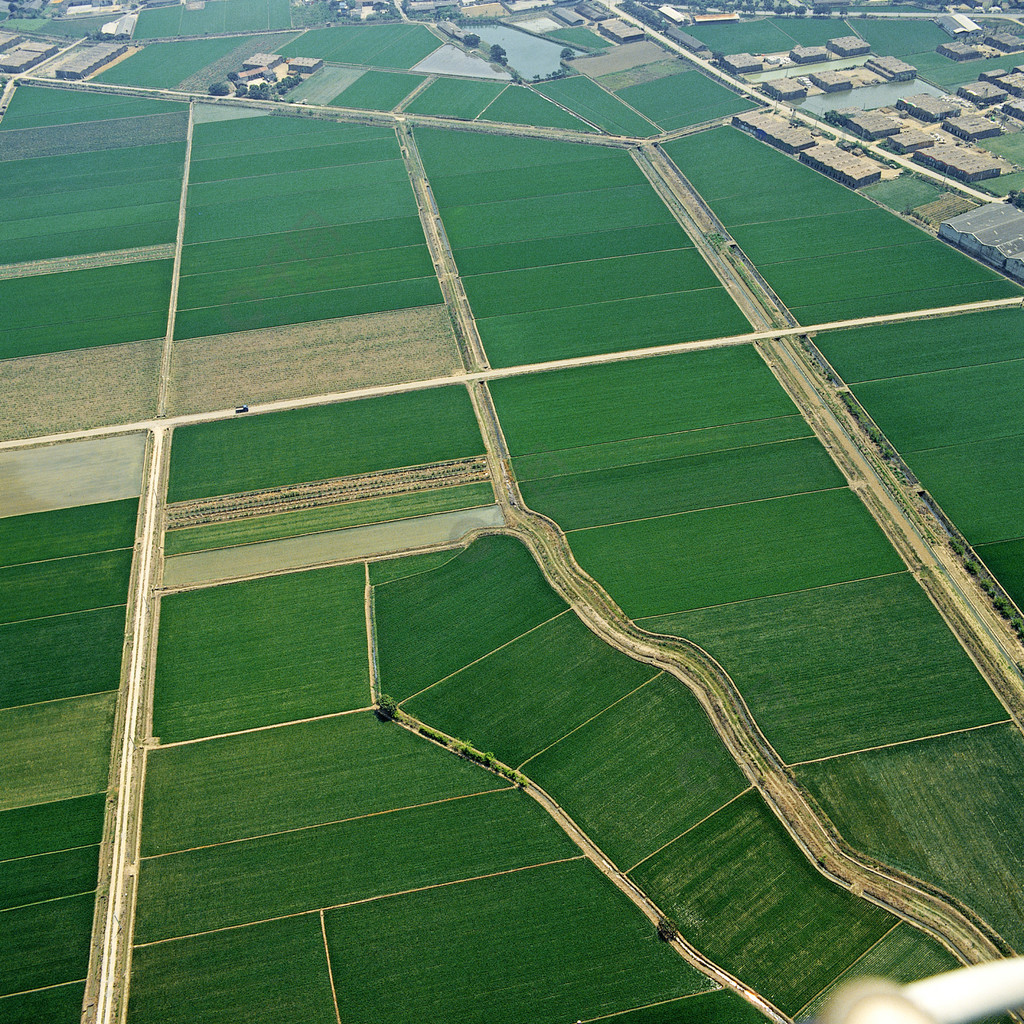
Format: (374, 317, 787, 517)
(475, 25, 581, 80)
(800, 77, 947, 113)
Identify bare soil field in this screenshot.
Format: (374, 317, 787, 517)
(161, 504, 505, 587)
(0, 340, 160, 442)
(571, 41, 672, 79)
(164, 306, 462, 416)
(0, 433, 146, 517)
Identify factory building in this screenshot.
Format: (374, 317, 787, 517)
(720, 52, 763, 75)
(599, 18, 644, 42)
(790, 44, 828, 64)
(732, 109, 815, 154)
(984, 31, 1024, 54)
(1003, 98, 1024, 121)
(575, 1, 612, 21)
(939, 203, 1024, 282)
(957, 81, 1008, 106)
(287, 57, 323, 75)
(826, 35, 870, 57)
(809, 70, 852, 92)
(866, 55, 917, 81)
(243, 53, 285, 71)
(897, 93, 961, 121)
(800, 144, 882, 188)
(837, 109, 902, 140)
(979, 68, 1009, 82)
(938, 41, 982, 61)
(0, 39, 58, 73)
(552, 5, 584, 23)
(998, 73, 1024, 98)
(943, 114, 1001, 142)
(913, 143, 1002, 181)
(665, 27, 710, 57)
(53, 41, 127, 79)
(760, 77, 807, 102)
(888, 129, 936, 154)
(935, 12, 981, 35)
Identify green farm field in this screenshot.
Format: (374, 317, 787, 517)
(134, 788, 576, 942)
(329, 69, 424, 110)
(568, 487, 903, 619)
(167, 386, 483, 500)
(0, 792, 106, 862)
(1, 844, 99, 911)
(798, 723, 1024, 950)
(631, 790, 895, 1016)
(95, 37, 253, 89)
(490, 346, 802, 458)
(141, 713, 507, 855)
(279, 24, 442, 67)
(134, 0, 291, 37)
(686, 16, 819, 52)
(862, 175, 942, 216)
(615, 71, 754, 132)
(0, 979, 88, 1023)
(976, 537, 1024, 610)
(476, 84, 595, 132)
(323, 858, 713, 1024)
(0, 261, 173, 360)
(0, 498, 137, 568)
(642, 573, 1006, 764)
(815, 308, 1024, 384)
(1, 606, 127, 710)
(375, 534, 565, 701)
(404, 609, 656, 768)
(0, 893, 96, 998)
(404, 77, 507, 119)
(0, 86, 187, 132)
(519, 434, 843, 531)
(547, 26, 611, 49)
(849, 18, 946, 58)
(0, 692, 117, 810)
(152, 564, 369, 742)
(526, 672, 748, 869)
(536, 75, 658, 136)
(0, 548, 133, 625)
(164, 481, 494, 555)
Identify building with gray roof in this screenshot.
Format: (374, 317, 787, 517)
(939, 203, 1024, 282)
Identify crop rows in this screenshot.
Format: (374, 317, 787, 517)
(663, 127, 1021, 324)
(417, 129, 748, 365)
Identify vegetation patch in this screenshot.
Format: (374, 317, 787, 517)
(0, 499, 137, 569)
(153, 564, 369, 743)
(535, 76, 658, 136)
(329, 69, 425, 111)
(0, 793, 106, 863)
(279, 24, 442, 68)
(615, 71, 753, 132)
(404, 77, 506, 119)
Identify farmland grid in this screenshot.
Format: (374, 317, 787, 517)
(3, 48, 1024, 1024)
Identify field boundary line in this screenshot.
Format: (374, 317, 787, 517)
(516, 669, 663, 771)
(793, 920, 902, 1021)
(1, 544, 134, 571)
(882, 425, 1024, 459)
(0, 687, 118, 714)
(787, 718, 1014, 768)
(581, 990, 719, 1022)
(158, 98, 194, 418)
(516, 431, 818, 485)
(141, 786, 512, 861)
(1, 887, 97, 915)
(153, 705, 374, 748)
(464, 244, 696, 282)
(0, 244, 177, 282)
(399, 607, 571, 706)
(0, 840, 98, 865)
(565, 484, 848, 534)
(624, 786, 753, 875)
(134, 855, 586, 948)
(1, 789, 106, 815)
(365, 561, 378, 707)
(636, 570, 907, 619)
(320, 909, 343, 1024)
(0, 977, 87, 1001)
(846, 351, 1024, 388)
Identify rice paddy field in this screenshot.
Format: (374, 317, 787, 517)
(134, 0, 292, 38)
(536, 74, 660, 136)
(95, 37, 260, 89)
(166, 384, 484, 500)
(175, 116, 441, 340)
(814, 310, 1024, 608)
(328, 69, 425, 111)
(279, 23, 443, 68)
(475, 83, 596, 131)
(614, 71, 755, 132)
(663, 127, 1021, 325)
(0, 489, 138, 1019)
(403, 76, 508, 119)
(416, 129, 748, 365)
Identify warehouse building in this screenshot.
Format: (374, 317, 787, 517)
(760, 77, 807, 101)
(939, 203, 1024, 282)
(866, 55, 917, 81)
(599, 18, 644, 42)
(827, 35, 870, 57)
(979, 68, 1009, 82)
(288, 56, 323, 75)
(0, 30, 23, 49)
(809, 70, 852, 92)
(1003, 98, 1024, 120)
(244, 52, 285, 71)
(721, 52, 763, 75)
(732, 109, 815, 153)
(658, 5, 686, 23)
(575, 1, 612, 21)
(897, 93, 960, 121)
(790, 44, 828, 64)
(935, 12, 981, 35)
(0, 40, 58, 73)
(943, 113, 1001, 141)
(984, 31, 1024, 54)
(938, 41, 982, 61)
(54, 41, 127, 79)
(838, 109, 901, 140)
(913, 143, 1002, 181)
(552, 5, 583, 22)
(665, 27, 710, 57)
(957, 81, 1008, 106)
(800, 143, 881, 188)
(998, 72, 1024, 97)
(888, 129, 936, 154)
